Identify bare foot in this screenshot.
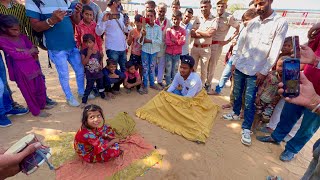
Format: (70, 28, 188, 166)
(80, 103, 87, 109)
(38, 111, 51, 118)
(222, 103, 232, 109)
(107, 92, 115, 99)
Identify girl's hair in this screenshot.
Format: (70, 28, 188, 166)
(83, 34, 95, 43)
(241, 8, 258, 22)
(125, 61, 135, 69)
(81, 104, 105, 129)
(134, 14, 143, 22)
(0, 15, 19, 35)
(284, 36, 293, 44)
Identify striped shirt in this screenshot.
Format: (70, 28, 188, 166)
(139, 23, 162, 55)
(0, 1, 37, 45)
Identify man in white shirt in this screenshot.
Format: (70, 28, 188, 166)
(95, 0, 128, 72)
(223, 0, 288, 146)
(167, 55, 202, 97)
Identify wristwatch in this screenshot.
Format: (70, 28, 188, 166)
(46, 18, 54, 28)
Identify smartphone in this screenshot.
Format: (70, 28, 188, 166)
(282, 58, 300, 97)
(292, 36, 301, 59)
(66, 9, 73, 16)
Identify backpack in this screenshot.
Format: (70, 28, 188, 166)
(31, 0, 68, 51)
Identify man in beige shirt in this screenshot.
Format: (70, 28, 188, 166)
(190, 0, 217, 85)
(207, 0, 239, 94)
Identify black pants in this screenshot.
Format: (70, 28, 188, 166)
(105, 79, 123, 92)
(82, 78, 105, 103)
(127, 77, 140, 90)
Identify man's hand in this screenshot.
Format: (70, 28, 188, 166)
(74, 3, 82, 14)
(308, 23, 320, 40)
(300, 45, 319, 66)
(278, 72, 319, 110)
(256, 72, 266, 86)
(102, 13, 110, 22)
(50, 10, 67, 24)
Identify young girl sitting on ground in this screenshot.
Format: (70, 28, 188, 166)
(0, 15, 50, 117)
(124, 61, 143, 94)
(74, 104, 121, 163)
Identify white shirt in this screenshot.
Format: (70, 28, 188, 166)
(167, 72, 202, 97)
(232, 11, 288, 76)
(95, 13, 128, 51)
(180, 21, 193, 55)
(139, 23, 162, 55)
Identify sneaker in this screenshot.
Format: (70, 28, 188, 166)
(67, 97, 80, 107)
(46, 97, 57, 106)
(137, 88, 144, 95)
(0, 115, 12, 128)
(142, 88, 148, 94)
(6, 107, 29, 117)
(280, 150, 295, 162)
(88, 93, 96, 100)
(241, 129, 252, 146)
(223, 112, 240, 121)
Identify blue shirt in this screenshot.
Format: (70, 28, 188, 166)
(102, 68, 125, 85)
(25, 0, 76, 51)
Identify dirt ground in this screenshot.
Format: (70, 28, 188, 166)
(1, 49, 318, 180)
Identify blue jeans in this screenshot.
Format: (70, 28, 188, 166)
(48, 48, 84, 100)
(106, 49, 127, 72)
(233, 69, 258, 130)
(0, 55, 12, 115)
(165, 54, 180, 85)
(172, 89, 183, 96)
(271, 102, 320, 154)
(141, 51, 156, 88)
(215, 58, 233, 94)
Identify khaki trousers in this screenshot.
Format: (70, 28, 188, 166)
(191, 46, 211, 84)
(207, 44, 223, 85)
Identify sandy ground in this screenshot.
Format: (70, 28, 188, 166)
(1, 48, 319, 180)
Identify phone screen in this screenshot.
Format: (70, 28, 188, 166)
(293, 36, 301, 59)
(283, 58, 300, 97)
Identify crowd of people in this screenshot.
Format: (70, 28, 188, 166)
(0, 0, 320, 179)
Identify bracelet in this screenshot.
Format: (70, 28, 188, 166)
(46, 18, 54, 28)
(312, 103, 320, 113)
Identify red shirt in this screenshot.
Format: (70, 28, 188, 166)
(306, 34, 320, 95)
(75, 20, 103, 52)
(165, 26, 186, 55)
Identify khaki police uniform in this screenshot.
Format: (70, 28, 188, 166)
(207, 11, 239, 86)
(191, 14, 217, 84)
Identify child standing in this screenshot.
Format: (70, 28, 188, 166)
(124, 61, 143, 94)
(102, 60, 125, 99)
(165, 10, 186, 85)
(139, 9, 162, 94)
(255, 56, 285, 122)
(80, 34, 105, 108)
(128, 14, 143, 79)
(74, 104, 121, 163)
(75, 5, 103, 55)
(0, 15, 49, 117)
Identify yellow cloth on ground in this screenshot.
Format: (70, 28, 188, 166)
(107, 112, 136, 139)
(136, 89, 220, 143)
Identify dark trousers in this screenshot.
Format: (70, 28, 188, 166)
(127, 77, 140, 90)
(105, 79, 123, 92)
(82, 78, 105, 103)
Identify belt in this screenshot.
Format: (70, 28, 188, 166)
(212, 41, 221, 45)
(193, 43, 211, 48)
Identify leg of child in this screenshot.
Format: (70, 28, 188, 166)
(165, 54, 173, 86)
(98, 146, 121, 162)
(111, 79, 122, 95)
(105, 83, 115, 99)
(81, 78, 95, 108)
(149, 53, 159, 90)
(15, 72, 47, 117)
(96, 78, 106, 100)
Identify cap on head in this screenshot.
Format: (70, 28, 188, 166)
(181, 55, 195, 68)
(216, 0, 228, 4)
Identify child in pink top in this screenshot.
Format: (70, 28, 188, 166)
(165, 10, 186, 86)
(124, 61, 143, 95)
(128, 14, 143, 78)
